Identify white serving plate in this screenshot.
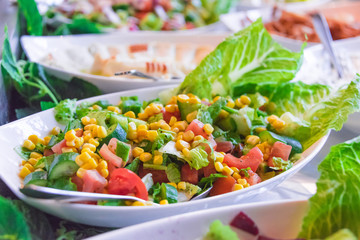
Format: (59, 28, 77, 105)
(21, 32, 228, 93)
(0, 85, 328, 227)
(235, 0, 330, 11)
(89, 199, 308, 240)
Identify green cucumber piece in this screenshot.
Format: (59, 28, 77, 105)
(34, 155, 55, 171)
(48, 153, 79, 180)
(281, 135, 303, 155)
(128, 118, 147, 127)
(109, 114, 128, 131)
(217, 117, 237, 132)
(24, 171, 47, 186)
(101, 123, 127, 146)
(177, 101, 201, 121)
(259, 131, 286, 145)
(116, 141, 131, 163)
(143, 163, 167, 171)
(48, 177, 77, 191)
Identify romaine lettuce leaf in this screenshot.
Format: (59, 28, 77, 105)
(175, 18, 303, 99)
(54, 99, 77, 124)
(185, 146, 209, 170)
(298, 136, 360, 238)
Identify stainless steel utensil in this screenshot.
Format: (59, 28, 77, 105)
(114, 70, 160, 81)
(311, 13, 344, 78)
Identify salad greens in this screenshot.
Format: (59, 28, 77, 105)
(299, 136, 360, 238)
(17, 0, 42, 36)
(173, 19, 304, 99)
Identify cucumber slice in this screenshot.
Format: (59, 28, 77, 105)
(217, 117, 237, 132)
(177, 101, 201, 120)
(48, 153, 79, 180)
(100, 123, 127, 146)
(116, 141, 131, 163)
(259, 131, 286, 145)
(24, 171, 47, 186)
(34, 155, 55, 171)
(281, 135, 303, 155)
(109, 114, 128, 131)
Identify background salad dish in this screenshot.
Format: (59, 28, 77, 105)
(15, 20, 360, 207)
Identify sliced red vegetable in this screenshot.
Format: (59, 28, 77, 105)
(99, 144, 123, 168)
(245, 170, 262, 186)
(108, 168, 148, 201)
(51, 139, 66, 154)
(162, 109, 181, 124)
(223, 147, 263, 172)
(71, 176, 83, 191)
(43, 149, 54, 156)
(138, 164, 168, 184)
(209, 175, 236, 196)
(181, 164, 198, 185)
(200, 135, 217, 154)
(215, 141, 234, 153)
(75, 129, 83, 137)
(230, 211, 259, 236)
(185, 119, 208, 138)
(268, 141, 292, 167)
(203, 161, 216, 177)
(82, 169, 107, 193)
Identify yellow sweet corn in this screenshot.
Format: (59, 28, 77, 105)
(139, 152, 152, 162)
(124, 111, 136, 118)
(203, 124, 214, 135)
(177, 182, 186, 190)
(30, 152, 43, 159)
(186, 111, 198, 123)
(175, 140, 190, 151)
(23, 140, 35, 150)
(153, 155, 163, 165)
(183, 130, 194, 142)
(81, 116, 91, 125)
(51, 127, 61, 135)
(160, 199, 169, 205)
(133, 147, 144, 158)
(147, 130, 158, 142)
(19, 166, 32, 178)
(246, 135, 260, 146)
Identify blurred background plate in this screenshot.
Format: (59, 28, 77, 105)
(21, 32, 228, 93)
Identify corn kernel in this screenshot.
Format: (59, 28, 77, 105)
(233, 172, 241, 180)
(160, 122, 171, 131)
(28, 135, 39, 144)
(182, 148, 190, 158)
(186, 111, 198, 123)
(213, 96, 221, 103)
(246, 135, 260, 146)
(65, 130, 77, 141)
(203, 124, 214, 135)
(107, 106, 121, 114)
(74, 137, 84, 148)
(272, 119, 285, 129)
(128, 122, 137, 131)
(23, 140, 35, 150)
(165, 104, 178, 113)
(215, 162, 224, 172)
(219, 109, 229, 119)
(237, 178, 247, 185)
(168, 96, 178, 104)
(194, 135, 204, 142)
(235, 98, 243, 108)
(76, 168, 87, 178)
(173, 121, 188, 131)
(215, 152, 224, 163)
(90, 152, 101, 161)
(183, 130, 194, 142)
(226, 99, 235, 108)
(139, 152, 152, 162)
(82, 143, 96, 152)
(132, 201, 146, 206)
(175, 140, 190, 151)
(125, 200, 133, 206)
(19, 166, 31, 178)
(188, 96, 201, 104)
(133, 147, 144, 158)
(75, 155, 85, 166)
(230, 167, 239, 173)
(30, 152, 43, 159)
(81, 116, 91, 125)
(89, 118, 97, 124)
(137, 112, 148, 120)
(97, 126, 107, 138)
(255, 127, 267, 133)
(160, 199, 169, 205)
(177, 94, 189, 103)
(124, 111, 136, 118)
(44, 136, 51, 145)
(92, 104, 102, 110)
(171, 127, 180, 133)
(82, 158, 98, 169)
(24, 163, 34, 172)
(99, 168, 109, 178)
(169, 116, 178, 126)
(267, 115, 278, 124)
(51, 127, 61, 135)
(147, 130, 158, 142)
(233, 184, 244, 191)
(89, 138, 99, 147)
(153, 155, 163, 165)
(244, 183, 250, 188)
(21, 160, 27, 166)
(167, 182, 177, 188)
(240, 95, 251, 105)
(177, 181, 186, 190)
(97, 160, 108, 170)
(28, 158, 38, 166)
(222, 166, 234, 176)
(66, 140, 76, 147)
(62, 147, 77, 153)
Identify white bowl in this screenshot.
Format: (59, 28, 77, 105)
(0, 85, 328, 227)
(89, 199, 308, 239)
(21, 32, 228, 93)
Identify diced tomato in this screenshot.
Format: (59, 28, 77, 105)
(162, 109, 181, 124)
(181, 164, 198, 185)
(132, 0, 153, 11)
(99, 144, 123, 168)
(82, 170, 107, 193)
(71, 176, 83, 191)
(43, 149, 54, 156)
(75, 129, 83, 137)
(51, 139, 66, 154)
(200, 135, 217, 155)
(203, 161, 216, 177)
(268, 142, 292, 167)
(223, 147, 263, 172)
(185, 119, 208, 138)
(215, 141, 234, 153)
(138, 164, 169, 183)
(209, 175, 236, 196)
(108, 168, 148, 200)
(245, 170, 262, 186)
(108, 138, 117, 153)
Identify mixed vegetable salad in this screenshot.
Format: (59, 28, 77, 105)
(16, 19, 360, 207)
(40, 0, 234, 34)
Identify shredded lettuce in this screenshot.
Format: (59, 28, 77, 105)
(185, 146, 210, 170)
(174, 18, 303, 99)
(54, 99, 77, 124)
(165, 163, 181, 183)
(269, 157, 293, 171)
(298, 136, 360, 238)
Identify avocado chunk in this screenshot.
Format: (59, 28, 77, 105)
(24, 171, 47, 186)
(48, 153, 79, 180)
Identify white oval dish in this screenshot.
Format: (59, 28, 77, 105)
(0, 85, 328, 227)
(20, 32, 228, 93)
(88, 199, 308, 240)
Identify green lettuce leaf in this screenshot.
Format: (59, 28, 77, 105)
(175, 18, 303, 99)
(269, 157, 293, 171)
(185, 146, 210, 170)
(165, 163, 181, 183)
(205, 220, 239, 240)
(298, 136, 360, 238)
(54, 99, 77, 124)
